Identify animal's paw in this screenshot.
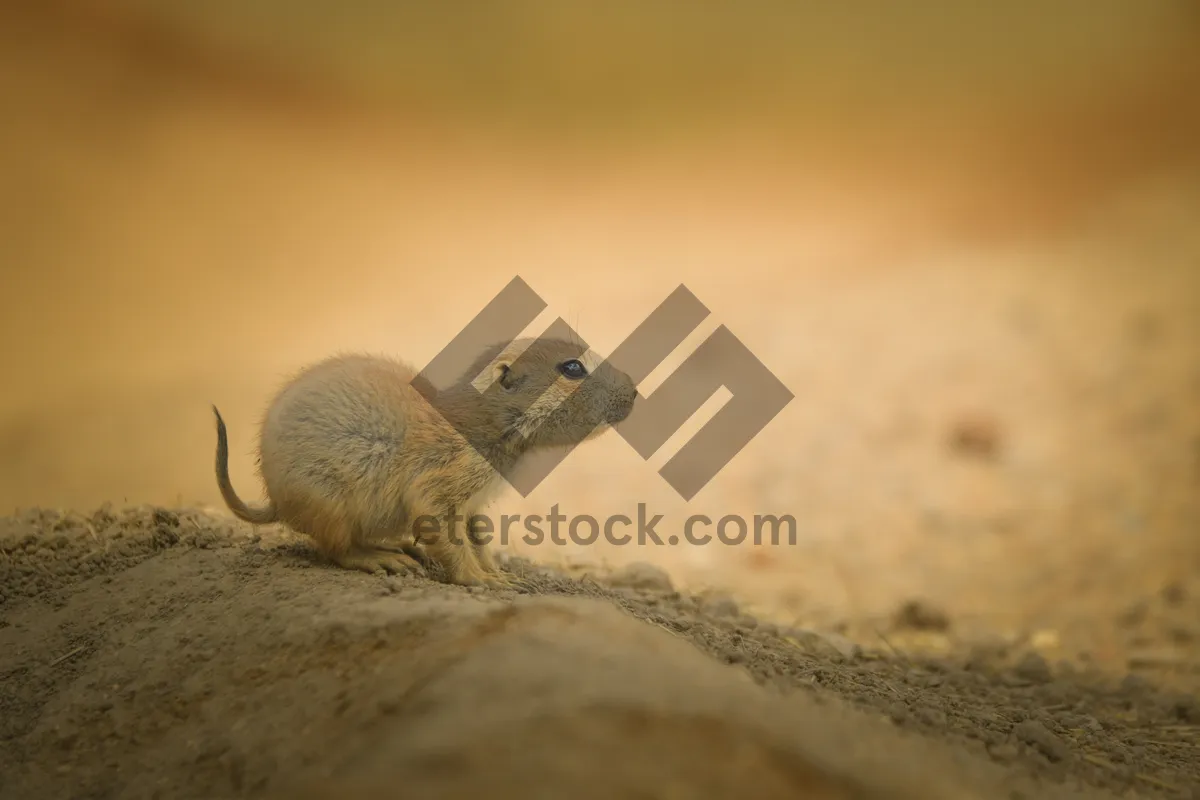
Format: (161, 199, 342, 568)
(337, 549, 427, 578)
(442, 566, 521, 591)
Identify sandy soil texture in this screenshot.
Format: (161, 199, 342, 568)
(2, 508, 1199, 799)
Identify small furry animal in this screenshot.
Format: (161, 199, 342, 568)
(212, 338, 637, 588)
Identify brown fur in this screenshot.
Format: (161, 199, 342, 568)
(212, 338, 637, 587)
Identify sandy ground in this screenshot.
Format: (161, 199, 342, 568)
(3, 508, 1200, 799)
(2, 3, 1200, 797)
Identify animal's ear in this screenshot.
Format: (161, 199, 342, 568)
(496, 362, 518, 390)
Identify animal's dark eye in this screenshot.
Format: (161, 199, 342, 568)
(557, 359, 587, 379)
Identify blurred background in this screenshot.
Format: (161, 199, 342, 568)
(2, 0, 1198, 670)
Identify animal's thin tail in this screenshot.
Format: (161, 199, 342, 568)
(212, 405, 277, 525)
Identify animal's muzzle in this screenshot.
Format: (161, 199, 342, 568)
(609, 390, 637, 424)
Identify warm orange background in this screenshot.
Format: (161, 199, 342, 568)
(3, 1, 1198, 666)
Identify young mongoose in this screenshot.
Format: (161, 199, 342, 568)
(212, 338, 637, 588)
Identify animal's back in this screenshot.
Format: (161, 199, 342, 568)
(260, 354, 427, 523)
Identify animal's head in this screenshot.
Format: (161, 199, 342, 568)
(460, 336, 637, 451)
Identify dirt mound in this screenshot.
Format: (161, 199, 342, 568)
(1, 507, 1198, 799)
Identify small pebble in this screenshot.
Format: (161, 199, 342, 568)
(784, 628, 861, 660)
(1169, 626, 1195, 644)
(706, 597, 740, 618)
(947, 413, 1003, 459)
(1119, 673, 1150, 694)
(818, 632, 862, 660)
(891, 599, 950, 632)
(1161, 581, 1186, 606)
(1127, 650, 1185, 670)
(1012, 720, 1070, 762)
(988, 742, 1020, 763)
(1013, 652, 1053, 683)
(1117, 601, 1148, 628)
(606, 562, 674, 594)
(1170, 694, 1200, 723)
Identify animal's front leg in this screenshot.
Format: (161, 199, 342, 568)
(419, 508, 508, 588)
(467, 514, 533, 590)
(465, 512, 500, 573)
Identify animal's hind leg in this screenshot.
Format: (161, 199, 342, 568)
(372, 519, 433, 569)
(309, 511, 425, 577)
(377, 539, 432, 569)
(350, 525, 427, 577)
